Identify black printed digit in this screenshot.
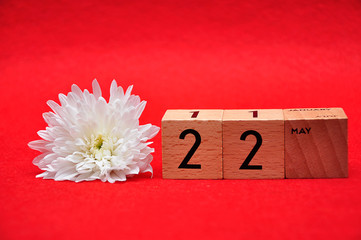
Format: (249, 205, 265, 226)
(190, 111, 199, 118)
(178, 129, 201, 169)
(249, 110, 258, 118)
(240, 130, 262, 169)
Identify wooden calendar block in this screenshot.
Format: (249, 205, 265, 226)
(284, 108, 348, 178)
(162, 110, 223, 179)
(223, 109, 284, 179)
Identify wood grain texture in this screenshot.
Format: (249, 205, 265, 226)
(162, 110, 223, 179)
(284, 108, 348, 178)
(222, 109, 285, 179)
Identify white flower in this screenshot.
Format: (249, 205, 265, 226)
(29, 79, 159, 183)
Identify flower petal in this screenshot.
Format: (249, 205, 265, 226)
(28, 140, 50, 152)
(92, 79, 102, 99)
(71, 84, 83, 97)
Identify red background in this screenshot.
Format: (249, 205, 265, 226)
(1, 0, 360, 239)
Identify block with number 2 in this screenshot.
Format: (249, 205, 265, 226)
(222, 109, 284, 179)
(162, 110, 223, 179)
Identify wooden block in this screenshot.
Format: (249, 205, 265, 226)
(284, 108, 348, 178)
(222, 109, 285, 179)
(162, 109, 223, 179)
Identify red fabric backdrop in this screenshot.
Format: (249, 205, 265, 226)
(0, 0, 360, 239)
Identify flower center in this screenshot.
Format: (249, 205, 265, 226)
(94, 135, 104, 150)
(87, 134, 113, 161)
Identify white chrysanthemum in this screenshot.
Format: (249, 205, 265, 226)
(29, 79, 159, 183)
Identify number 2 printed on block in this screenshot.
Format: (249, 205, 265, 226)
(178, 129, 202, 169)
(239, 130, 263, 170)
